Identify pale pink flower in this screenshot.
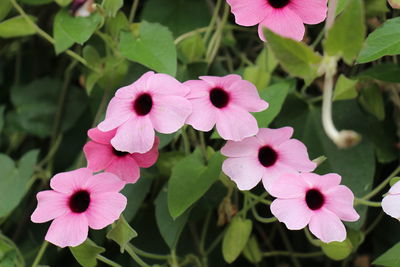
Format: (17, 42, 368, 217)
(382, 181, 400, 220)
(184, 75, 268, 141)
(31, 168, 127, 248)
(83, 127, 159, 184)
(221, 127, 315, 190)
(269, 172, 359, 243)
(98, 71, 192, 154)
(226, 0, 328, 41)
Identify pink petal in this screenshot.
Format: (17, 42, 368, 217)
(260, 162, 297, 190)
(303, 173, 342, 191)
(268, 172, 308, 198)
(184, 80, 210, 98)
(150, 95, 192, 134)
(106, 156, 141, 183)
(147, 73, 189, 97)
(216, 105, 259, 141)
(221, 137, 260, 158)
(115, 71, 154, 98)
(45, 213, 88, 248)
(222, 157, 264, 190)
(309, 208, 346, 243)
(277, 139, 316, 172)
(226, 0, 271, 26)
(256, 127, 294, 146)
(86, 192, 127, 230)
(258, 8, 305, 41)
(131, 137, 159, 168)
(98, 97, 133, 132)
(83, 141, 114, 172)
(389, 181, 400, 194)
(31, 191, 68, 223)
(382, 195, 400, 219)
(289, 0, 328, 25)
(324, 185, 359, 222)
(228, 79, 269, 112)
(185, 97, 218, 132)
(50, 168, 92, 194)
(270, 198, 312, 230)
(200, 74, 242, 89)
(85, 172, 126, 193)
(87, 127, 116, 145)
(111, 116, 155, 154)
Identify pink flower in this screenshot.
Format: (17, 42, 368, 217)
(31, 168, 127, 248)
(269, 172, 359, 243)
(382, 181, 400, 220)
(226, 0, 328, 41)
(98, 71, 192, 154)
(184, 75, 268, 141)
(83, 127, 159, 183)
(221, 127, 316, 190)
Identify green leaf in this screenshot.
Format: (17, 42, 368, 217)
(168, 151, 223, 219)
(390, 177, 400, 187)
(105, 11, 129, 40)
(11, 78, 88, 137)
(0, 15, 37, 38)
(358, 63, 400, 83)
(70, 239, 105, 267)
(359, 84, 385, 121)
(242, 235, 262, 264)
(243, 66, 270, 92)
(107, 216, 138, 253)
(97, 57, 129, 91)
(365, 0, 389, 17)
(119, 21, 177, 76)
(0, 233, 24, 267)
(19, 0, 52, 5)
(122, 176, 153, 222)
(263, 28, 322, 84)
(324, 0, 365, 64)
(141, 0, 210, 37)
(333, 75, 358, 101)
(53, 9, 101, 51)
(55, 0, 72, 6)
(83, 45, 101, 67)
(321, 239, 353, 261)
(254, 81, 292, 127)
(0, 105, 5, 134)
(0, 150, 38, 217)
(102, 0, 123, 18)
(0, 0, 12, 22)
(155, 189, 189, 249)
(373, 242, 400, 267)
(357, 17, 400, 63)
(177, 33, 206, 63)
(222, 216, 253, 263)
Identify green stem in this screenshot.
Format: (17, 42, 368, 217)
(126, 244, 151, 267)
(130, 246, 170, 260)
(365, 211, 384, 235)
(304, 228, 321, 247)
(205, 231, 224, 255)
(128, 0, 140, 22)
(199, 211, 211, 255)
(10, 0, 99, 72)
(181, 127, 191, 155)
(361, 166, 400, 200)
(277, 224, 302, 267)
(206, 3, 230, 64)
(198, 131, 208, 161)
(251, 205, 277, 223)
(311, 28, 325, 48)
(31, 241, 49, 267)
(263, 250, 323, 258)
(246, 191, 272, 205)
(170, 249, 179, 267)
(354, 198, 381, 207)
(203, 0, 222, 44)
(96, 255, 122, 267)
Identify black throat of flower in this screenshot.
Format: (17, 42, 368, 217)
(268, 0, 290, 9)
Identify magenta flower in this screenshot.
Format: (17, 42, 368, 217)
(226, 0, 327, 41)
(83, 127, 159, 183)
(382, 181, 400, 220)
(31, 168, 127, 248)
(98, 71, 192, 153)
(184, 75, 268, 141)
(221, 127, 316, 190)
(269, 172, 359, 243)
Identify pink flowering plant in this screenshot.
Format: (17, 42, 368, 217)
(1, 0, 400, 266)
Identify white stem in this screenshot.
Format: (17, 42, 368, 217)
(322, 71, 340, 142)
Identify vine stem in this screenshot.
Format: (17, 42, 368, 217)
(10, 0, 99, 72)
(263, 251, 323, 258)
(31, 241, 49, 267)
(130, 245, 170, 260)
(96, 255, 122, 267)
(354, 198, 382, 207)
(361, 166, 400, 200)
(126, 244, 151, 267)
(128, 0, 140, 22)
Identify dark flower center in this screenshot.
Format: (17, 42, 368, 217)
(305, 189, 325, 210)
(69, 190, 90, 213)
(134, 93, 153, 116)
(258, 146, 278, 167)
(112, 148, 129, 157)
(268, 0, 290, 9)
(209, 88, 230, 108)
